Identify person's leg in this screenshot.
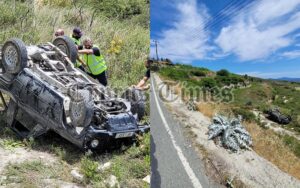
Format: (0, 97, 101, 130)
(78, 65, 85, 72)
(87, 72, 107, 86)
(96, 71, 108, 86)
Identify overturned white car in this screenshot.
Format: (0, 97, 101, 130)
(0, 36, 149, 150)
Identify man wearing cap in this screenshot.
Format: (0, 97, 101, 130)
(78, 37, 108, 86)
(71, 27, 83, 46)
(70, 27, 85, 71)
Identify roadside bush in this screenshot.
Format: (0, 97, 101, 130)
(80, 156, 101, 183)
(232, 108, 256, 122)
(200, 77, 217, 88)
(0, 3, 16, 27)
(258, 104, 271, 113)
(191, 70, 206, 77)
(216, 69, 230, 77)
(159, 67, 189, 81)
(88, 0, 145, 19)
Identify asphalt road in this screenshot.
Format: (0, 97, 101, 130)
(150, 76, 219, 188)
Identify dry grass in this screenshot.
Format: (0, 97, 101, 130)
(196, 102, 232, 118)
(244, 122, 300, 179)
(195, 100, 300, 179)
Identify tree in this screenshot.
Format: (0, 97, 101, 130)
(217, 69, 230, 77)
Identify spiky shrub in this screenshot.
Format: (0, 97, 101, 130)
(208, 115, 253, 152)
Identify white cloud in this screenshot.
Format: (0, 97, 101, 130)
(237, 70, 300, 79)
(215, 0, 300, 61)
(282, 50, 300, 58)
(150, 0, 211, 63)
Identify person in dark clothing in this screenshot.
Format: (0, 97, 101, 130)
(78, 37, 108, 86)
(135, 59, 151, 90)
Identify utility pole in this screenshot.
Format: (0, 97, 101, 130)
(153, 40, 159, 61)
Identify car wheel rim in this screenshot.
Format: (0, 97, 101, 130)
(57, 44, 68, 56)
(4, 45, 18, 69)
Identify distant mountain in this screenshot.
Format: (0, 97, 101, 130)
(272, 77, 300, 82)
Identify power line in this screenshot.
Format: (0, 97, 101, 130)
(155, 0, 258, 58)
(157, 0, 256, 45)
(159, 0, 243, 43)
(187, 0, 256, 42)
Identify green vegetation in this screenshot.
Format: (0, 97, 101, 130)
(0, 115, 150, 187)
(282, 134, 300, 158)
(216, 69, 230, 77)
(79, 133, 150, 186)
(232, 108, 256, 122)
(159, 64, 300, 133)
(159, 65, 246, 89)
(3, 160, 71, 187)
(0, 0, 149, 88)
(157, 62, 300, 181)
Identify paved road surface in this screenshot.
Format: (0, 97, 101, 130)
(150, 76, 219, 188)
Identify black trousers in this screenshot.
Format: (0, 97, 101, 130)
(78, 65, 85, 72)
(89, 71, 107, 86)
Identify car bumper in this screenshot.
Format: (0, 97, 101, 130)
(84, 125, 150, 149)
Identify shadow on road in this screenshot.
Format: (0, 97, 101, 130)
(151, 134, 161, 187)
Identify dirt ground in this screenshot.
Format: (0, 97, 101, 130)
(154, 74, 300, 188)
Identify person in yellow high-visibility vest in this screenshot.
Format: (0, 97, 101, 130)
(70, 27, 85, 71)
(78, 37, 108, 86)
(70, 27, 82, 46)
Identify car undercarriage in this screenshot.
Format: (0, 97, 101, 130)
(0, 36, 149, 150)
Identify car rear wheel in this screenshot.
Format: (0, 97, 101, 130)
(1, 38, 28, 75)
(53, 36, 77, 64)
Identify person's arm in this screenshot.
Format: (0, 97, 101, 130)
(78, 49, 93, 54)
(78, 47, 101, 56)
(134, 68, 150, 90)
(136, 77, 149, 88)
(77, 56, 86, 66)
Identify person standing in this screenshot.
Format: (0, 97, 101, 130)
(70, 27, 83, 46)
(78, 37, 108, 86)
(70, 27, 85, 71)
(54, 28, 64, 37)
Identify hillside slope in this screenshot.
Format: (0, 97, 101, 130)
(157, 64, 300, 180)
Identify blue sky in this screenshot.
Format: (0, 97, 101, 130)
(150, 0, 300, 78)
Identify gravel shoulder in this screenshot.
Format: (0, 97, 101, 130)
(154, 73, 300, 188)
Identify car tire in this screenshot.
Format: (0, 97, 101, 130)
(53, 36, 77, 64)
(69, 89, 94, 127)
(122, 88, 146, 121)
(1, 38, 28, 74)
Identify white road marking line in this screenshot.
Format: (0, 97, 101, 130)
(151, 77, 203, 188)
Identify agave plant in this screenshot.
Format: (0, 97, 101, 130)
(208, 115, 252, 152)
